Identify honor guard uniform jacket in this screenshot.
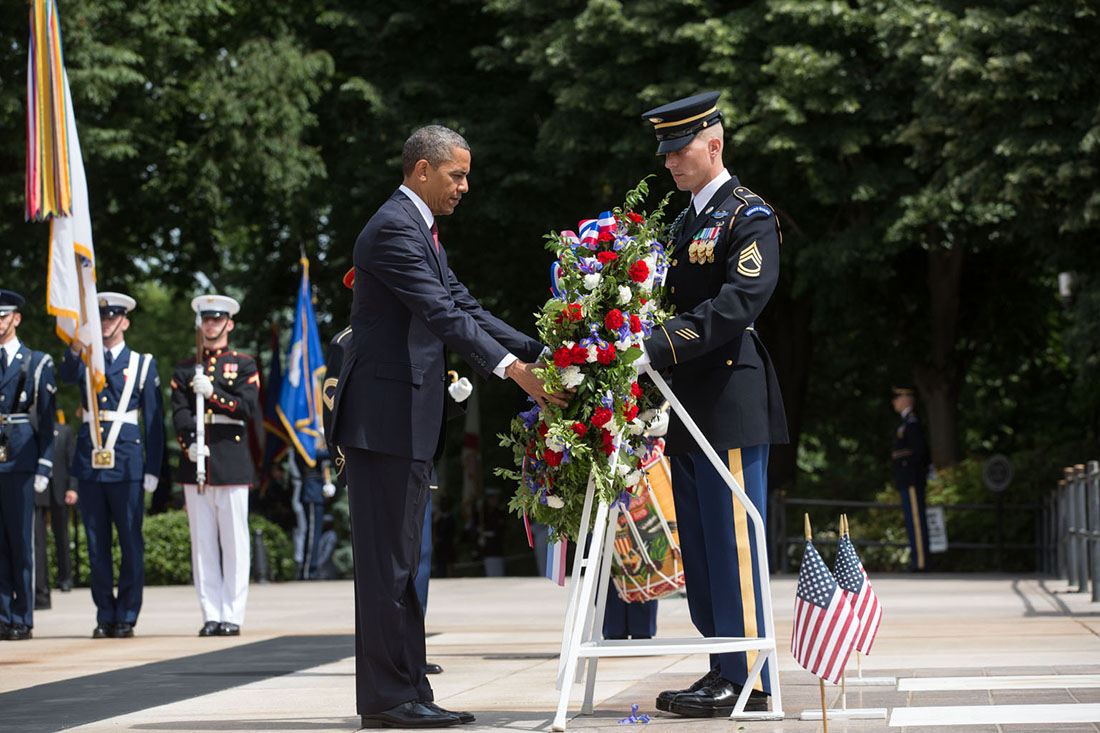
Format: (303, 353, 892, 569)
(0, 345, 56, 478)
(892, 406, 929, 489)
(643, 177, 788, 455)
(59, 346, 163, 483)
(171, 347, 260, 486)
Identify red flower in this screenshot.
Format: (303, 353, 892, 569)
(626, 212, 643, 224)
(554, 347, 573, 368)
(570, 344, 588, 364)
(544, 449, 563, 467)
(600, 429, 616, 456)
(604, 309, 624, 331)
(592, 407, 613, 427)
(640, 297, 647, 305)
(537, 422, 549, 439)
(630, 381, 642, 398)
(571, 422, 588, 438)
(629, 260, 650, 283)
(596, 345, 617, 365)
(629, 315, 642, 333)
(623, 404, 639, 422)
(597, 251, 618, 264)
(566, 303, 583, 321)
(597, 231, 614, 243)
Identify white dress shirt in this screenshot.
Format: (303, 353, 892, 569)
(691, 168, 732, 215)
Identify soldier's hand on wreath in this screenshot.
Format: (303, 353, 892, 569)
(322, 482, 336, 498)
(34, 475, 49, 493)
(187, 443, 211, 463)
(143, 473, 159, 493)
(192, 373, 215, 398)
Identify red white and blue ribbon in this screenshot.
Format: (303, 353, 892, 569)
(545, 537, 568, 586)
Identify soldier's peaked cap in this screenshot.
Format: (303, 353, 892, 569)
(98, 291, 136, 316)
(641, 91, 723, 154)
(191, 294, 240, 318)
(892, 386, 915, 397)
(0, 289, 25, 315)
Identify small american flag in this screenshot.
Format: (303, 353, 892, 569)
(834, 533, 882, 654)
(792, 540, 858, 684)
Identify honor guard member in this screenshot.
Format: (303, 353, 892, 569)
(0, 290, 56, 641)
(59, 292, 164, 638)
(171, 295, 259, 637)
(636, 92, 788, 717)
(891, 386, 930, 571)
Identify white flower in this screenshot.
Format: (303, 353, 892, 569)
(614, 336, 633, 351)
(560, 366, 585, 389)
(625, 470, 643, 487)
(641, 254, 658, 291)
(583, 273, 602, 291)
(618, 285, 632, 305)
(628, 417, 646, 436)
(545, 435, 564, 452)
(546, 494, 565, 509)
(586, 344, 598, 363)
(616, 462, 631, 477)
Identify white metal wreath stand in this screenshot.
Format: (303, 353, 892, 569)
(550, 364, 784, 731)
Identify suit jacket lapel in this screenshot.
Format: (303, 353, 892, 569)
(112, 346, 130, 378)
(673, 177, 739, 256)
(394, 190, 445, 282)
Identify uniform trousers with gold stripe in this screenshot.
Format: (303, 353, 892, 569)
(669, 445, 770, 693)
(898, 478, 929, 571)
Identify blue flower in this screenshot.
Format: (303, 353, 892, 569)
(519, 404, 542, 429)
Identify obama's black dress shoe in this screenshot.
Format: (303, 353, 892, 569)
(655, 668, 720, 711)
(6, 624, 32, 640)
(421, 701, 474, 724)
(92, 623, 112, 639)
(667, 677, 769, 717)
(425, 662, 443, 675)
(111, 622, 134, 638)
(359, 701, 461, 728)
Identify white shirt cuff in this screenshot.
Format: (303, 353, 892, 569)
(493, 353, 518, 379)
(634, 341, 651, 367)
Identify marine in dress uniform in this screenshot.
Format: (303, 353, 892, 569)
(0, 290, 56, 641)
(171, 295, 259, 637)
(637, 92, 788, 717)
(891, 387, 930, 571)
(59, 292, 164, 638)
(34, 411, 77, 609)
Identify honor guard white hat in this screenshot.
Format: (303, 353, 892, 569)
(191, 294, 240, 318)
(98, 292, 137, 317)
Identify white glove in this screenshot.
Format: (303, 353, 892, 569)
(645, 409, 669, 437)
(632, 342, 651, 374)
(187, 443, 211, 463)
(192, 373, 214, 398)
(322, 482, 336, 498)
(448, 376, 473, 402)
(34, 475, 49, 493)
(143, 473, 159, 493)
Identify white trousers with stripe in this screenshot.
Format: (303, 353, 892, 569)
(183, 484, 250, 625)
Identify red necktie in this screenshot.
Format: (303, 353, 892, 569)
(430, 221, 440, 253)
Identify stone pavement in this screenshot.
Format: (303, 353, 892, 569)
(3, 573, 1100, 732)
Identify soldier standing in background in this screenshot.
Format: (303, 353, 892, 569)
(34, 410, 78, 609)
(891, 386, 930, 571)
(171, 295, 260, 637)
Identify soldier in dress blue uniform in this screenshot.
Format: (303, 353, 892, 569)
(0, 289, 56, 641)
(635, 92, 788, 717)
(891, 387, 930, 571)
(171, 295, 259, 637)
(60, 291, 164, 638)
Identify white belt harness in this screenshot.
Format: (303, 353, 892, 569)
(85, 352, 151, 461)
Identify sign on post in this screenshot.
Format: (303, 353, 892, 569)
(926, 506, 948, 553)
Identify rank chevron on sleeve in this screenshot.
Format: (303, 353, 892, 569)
(737, 240, 763, 277)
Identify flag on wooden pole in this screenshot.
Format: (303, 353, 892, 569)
(834, 516, 883, 654)
(792, 515, 859, 684)
(28, 0, 105, 392)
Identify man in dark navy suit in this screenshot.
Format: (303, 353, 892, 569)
(0, 289, 56, 641)
(330, 125, 565, 729)
(60, 291, 164, 639)
(636, 92, 788, 717)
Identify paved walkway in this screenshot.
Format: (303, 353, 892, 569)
(3, 573, 1100, 732)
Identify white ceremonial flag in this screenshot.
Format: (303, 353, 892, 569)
(45, 70, 105, 392)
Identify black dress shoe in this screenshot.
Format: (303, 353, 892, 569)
(667, 677, 769, 717)
(6, 624, 32, 641)
(35, 595, 51, 610)
(359, 701, 461, 728)
(425, 662, 443, 675)
(0, 622, 9, 640)
(93, 623, 113, 639)
(198, 621, 220, 637)
(216, 622, 240, 636)
(656, 668, 720, 711)
(58, 579, 73, 592)
(422, 701, 474, 724)
(111, 622, 134, 638)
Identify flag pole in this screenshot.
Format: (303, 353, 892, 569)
(805, 513, 828, 733)
(74, 250, 103, 449)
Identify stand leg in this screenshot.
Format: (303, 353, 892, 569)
(582, 504, 620, 713)
(552, 501, 610, 732)
(557, 475, 597, 688)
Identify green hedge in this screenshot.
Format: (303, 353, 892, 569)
(46, 509, 296, 586)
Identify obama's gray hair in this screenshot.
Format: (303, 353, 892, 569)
(402, 125, 470, 176)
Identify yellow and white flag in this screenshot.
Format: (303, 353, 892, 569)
(28, 0, 105, 391)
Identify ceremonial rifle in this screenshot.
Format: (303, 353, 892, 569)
(194, 314, 206, 494)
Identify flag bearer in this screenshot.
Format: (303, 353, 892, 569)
(171, 295, 259, 636)
(0, 289, 56, 641)
(60, 292, 163, 638)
